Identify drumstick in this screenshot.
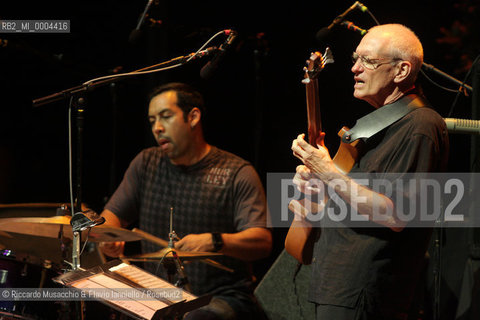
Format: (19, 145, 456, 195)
(132, 228, 169, 247)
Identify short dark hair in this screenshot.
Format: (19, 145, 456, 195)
(149, 82, 205, 121)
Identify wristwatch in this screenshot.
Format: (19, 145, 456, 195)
(211, 232, 224, 252)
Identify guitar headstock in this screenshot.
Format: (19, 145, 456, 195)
(302, 47, 334, 84)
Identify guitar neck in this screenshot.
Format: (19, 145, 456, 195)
(305, 78, 322, 145)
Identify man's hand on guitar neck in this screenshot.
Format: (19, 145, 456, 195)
(292, 133, 339, 182)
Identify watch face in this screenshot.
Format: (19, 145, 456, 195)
(212, 232, 223, 252)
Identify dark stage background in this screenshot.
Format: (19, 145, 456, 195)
(0, 1, 479, 319)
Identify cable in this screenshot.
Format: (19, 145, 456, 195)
(82, 63, 183, 87)
(154, 248, 175, 276)
(82, 30, 226, 86)
(420, 69, 460, 94)
(68, 97, 75, 214)
(79, 228, 91, 256)
(447, 54, 480, 117)
(365, 8, 380, 25)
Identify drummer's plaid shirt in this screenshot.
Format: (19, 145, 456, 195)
(105, 146, 267, 296)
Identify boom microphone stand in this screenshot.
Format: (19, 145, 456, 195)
(32, 47, 219, 272)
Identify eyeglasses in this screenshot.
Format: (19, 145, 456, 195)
(351, 52, 402, 70)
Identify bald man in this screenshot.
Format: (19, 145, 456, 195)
(290, 24, 449, 319)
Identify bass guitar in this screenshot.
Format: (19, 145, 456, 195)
(284, 48, 361, 264)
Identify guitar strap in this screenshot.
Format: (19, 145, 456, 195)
(341, 94, 428, 143)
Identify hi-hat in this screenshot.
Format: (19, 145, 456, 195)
(0, 216, 143, 242)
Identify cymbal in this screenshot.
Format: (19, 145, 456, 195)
(124, 248, 223, 261)
(0, 216, 143, 242)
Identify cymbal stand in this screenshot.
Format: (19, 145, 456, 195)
(168, 207, 180, 248)
(164, 207, 192, 292)
(69, 95, 105, 270)
(56, 204, 71, 264)
(69, 213, 106, 270)
(69, 208, 105, 320)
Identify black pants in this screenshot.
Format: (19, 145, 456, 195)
(184, 294, 266, 320)
(315, 304, 408, 320)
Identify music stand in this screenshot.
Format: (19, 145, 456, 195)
(53, 259, 211, 320)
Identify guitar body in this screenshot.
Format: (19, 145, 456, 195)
(285, 49, 361, 264)
(285, 217, 315, 265)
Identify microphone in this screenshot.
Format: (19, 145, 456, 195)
(341, 20, 367, 36)
(444, 118, 480, 135)
(129, 0, 155, 44)
(316, 1, 368, 41)
(200, 29, 238, 79)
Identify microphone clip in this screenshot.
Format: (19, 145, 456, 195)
(70, 211, 105, 233)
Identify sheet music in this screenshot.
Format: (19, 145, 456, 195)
(72, 273, 168, 320)
(111, 263, 197, 302)
(55, 261, 204, 319)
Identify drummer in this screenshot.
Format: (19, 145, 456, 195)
(99, 82, 272, 320)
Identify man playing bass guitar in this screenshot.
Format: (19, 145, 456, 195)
(288, 24, 449, 320)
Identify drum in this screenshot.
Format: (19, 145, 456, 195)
(0, 250, 60, 320)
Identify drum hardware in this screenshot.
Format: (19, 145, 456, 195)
(0, 203, 115, 270)
(39, 260, 53, 289)
(165, 207, 191, 292)
(70, 211, 106, 270)
(130, 228, 233, 273)
(69, 210, 108, 320)
(21, 261, 28, 278)
(168, 207, 180, 248)
(125, 208, 235, 294)
(55, 203, 71, 217)
(56, 204, 71, 266)
(0, 250, 12, 285)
